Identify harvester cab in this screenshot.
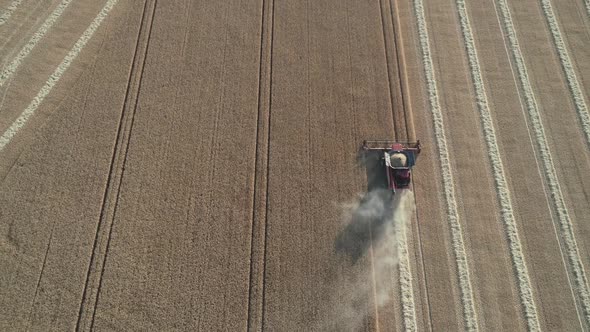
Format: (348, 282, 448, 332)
(362, 140, 421, 193)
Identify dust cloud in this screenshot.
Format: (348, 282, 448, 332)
(325, 189, 416, 331)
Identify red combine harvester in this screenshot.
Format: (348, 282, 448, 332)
(362, 140, 421, 193)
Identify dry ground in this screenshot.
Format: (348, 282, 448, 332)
(0, 0, 589, 331)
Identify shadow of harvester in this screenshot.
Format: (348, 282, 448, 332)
(334, 149, 395, 264)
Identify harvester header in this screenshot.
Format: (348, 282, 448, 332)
(362, 140, 421, 192)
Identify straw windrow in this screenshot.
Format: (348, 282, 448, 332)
(413, 0, 478, 330)
(454, 0, 541, 329)
(496, 0, 590, 325)
(539, 0, 590, 149)
(0, 0, 24, 26)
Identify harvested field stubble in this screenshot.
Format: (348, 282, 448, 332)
(412, 0, 478, 329)
(0, 0, 74, 87)
(0, 0, 143, 329)
(0, 0, 23, 26)
(393, 191, 417, 331)
(0, 0, 120, 151)
(538, 0, 590, 149)
(454, 0, 540, 329)
(495, 0, 590, 325)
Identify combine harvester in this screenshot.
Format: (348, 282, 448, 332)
(362, 140, 421, 193)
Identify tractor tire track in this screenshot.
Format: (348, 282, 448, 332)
(0, 0, 75, 88)
(388, 1, 434, 329)
(246, 0, 274, 329)
(412, 0, 479, 330)
(494, 0, 590, 326)
(538, 0, 590, 150)
(74, 0, 155, 330)
(454, 0, 541, 330)
(388, 0, 414, 141)
(378, 0, 406, 141)
(379, 0, 418, 328)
